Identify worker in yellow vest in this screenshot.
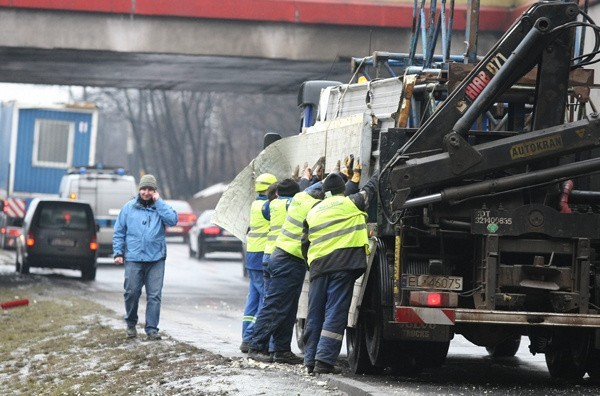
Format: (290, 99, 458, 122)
(262, 179, 300, 291)
(248, 183, 322, 364)
(302, 170, 379, 374)
(240, 173, 277, 353)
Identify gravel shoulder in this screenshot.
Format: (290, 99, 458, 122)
(0, 250, 347, 395)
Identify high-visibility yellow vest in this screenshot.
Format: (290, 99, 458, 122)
(306, 195, 368, 265)
(276, 192, 321, 259)
(246, 199, 269, 252)
(264, 198, 289, 255)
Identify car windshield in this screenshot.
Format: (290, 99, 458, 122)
(38, 205, 90, 230)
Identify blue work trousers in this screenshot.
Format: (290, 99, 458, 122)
(123, 260, 165, 335)
(262, 253, 272, 295)
(303, 270, 356, 367)
(242, 268, 265, 343)
(249, 248, 307, 352)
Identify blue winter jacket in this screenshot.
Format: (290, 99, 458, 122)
(113, 196, 178, 262)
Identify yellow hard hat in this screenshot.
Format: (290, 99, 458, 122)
(255, 173, 277, 192)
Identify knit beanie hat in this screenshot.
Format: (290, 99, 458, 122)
(277, 178, 300, 197)
(139, 174, 158, 190)
(322, 172, 346, 196)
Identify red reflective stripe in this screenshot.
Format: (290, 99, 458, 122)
(443, 309, 455, 323)
(396, 307, 425, 324)
(6, 199, 26, 218)
(395, 307, 455, 325)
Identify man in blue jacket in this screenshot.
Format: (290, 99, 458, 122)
(113, 174, 178, 340)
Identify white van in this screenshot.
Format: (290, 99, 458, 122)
(59, 166, 137, 257)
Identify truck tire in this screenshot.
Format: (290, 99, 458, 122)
(81, 260, 97, 281)
(586, 346, 600, 380)
(545, 329, 589, 380)
(486, 335, 521, 357)
(363, 283, 387, 369)
(364, 239, 393, 368)
(348, 238, 391, 374)
(586, 315, 600, 379)
(387, 342, 423, 376)
(414, 341, 450, 368)
(295, 319, 306, 353)
(347, 325, 381, 374)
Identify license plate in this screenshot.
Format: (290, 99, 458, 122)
(222, 230, 232, 236)
(168, 226, 183, 232)
(51, 238, 75, 247)
(401, 275, 463, 291)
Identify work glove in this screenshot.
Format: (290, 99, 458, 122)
(291, 164, 300, 181)
(351, 158, 361, 183)
(341, 155, 354, 178)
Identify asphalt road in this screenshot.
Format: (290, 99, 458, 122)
(2, 242, 600, 395)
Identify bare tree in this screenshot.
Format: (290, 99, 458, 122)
(85, 88, 297, 199)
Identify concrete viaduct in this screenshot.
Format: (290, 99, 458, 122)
(0, 0, 541, 94)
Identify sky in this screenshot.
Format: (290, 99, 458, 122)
(0, 83, 78, 105)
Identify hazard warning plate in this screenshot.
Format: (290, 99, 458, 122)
(401, 275, 463, 291)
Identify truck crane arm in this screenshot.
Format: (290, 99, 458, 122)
(385, 1, 600, 211)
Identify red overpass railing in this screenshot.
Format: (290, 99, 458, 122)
(0, 0, 533, 31)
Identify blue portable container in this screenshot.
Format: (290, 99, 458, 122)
(0, 102, 98, 198)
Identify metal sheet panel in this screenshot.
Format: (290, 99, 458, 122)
(215, 114, 372, 241)
(324, 78, 404, 121)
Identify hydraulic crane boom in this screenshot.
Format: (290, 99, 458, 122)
(386, 2, 595, 210)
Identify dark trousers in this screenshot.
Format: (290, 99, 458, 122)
(249, 248, 307, 352)
(303, 270, 356, 367)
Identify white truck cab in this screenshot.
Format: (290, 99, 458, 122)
(59, 166, 137, 257)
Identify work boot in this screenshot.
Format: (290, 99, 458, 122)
(126, 325, 137, 339)
(240, 342, 250, 353)
(273, 351, 304, 365)
(314, 360, 340, 374)
(146, 332, 162, 341)
(306, 365, 315, 375)
(247, 348, 273, 363)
